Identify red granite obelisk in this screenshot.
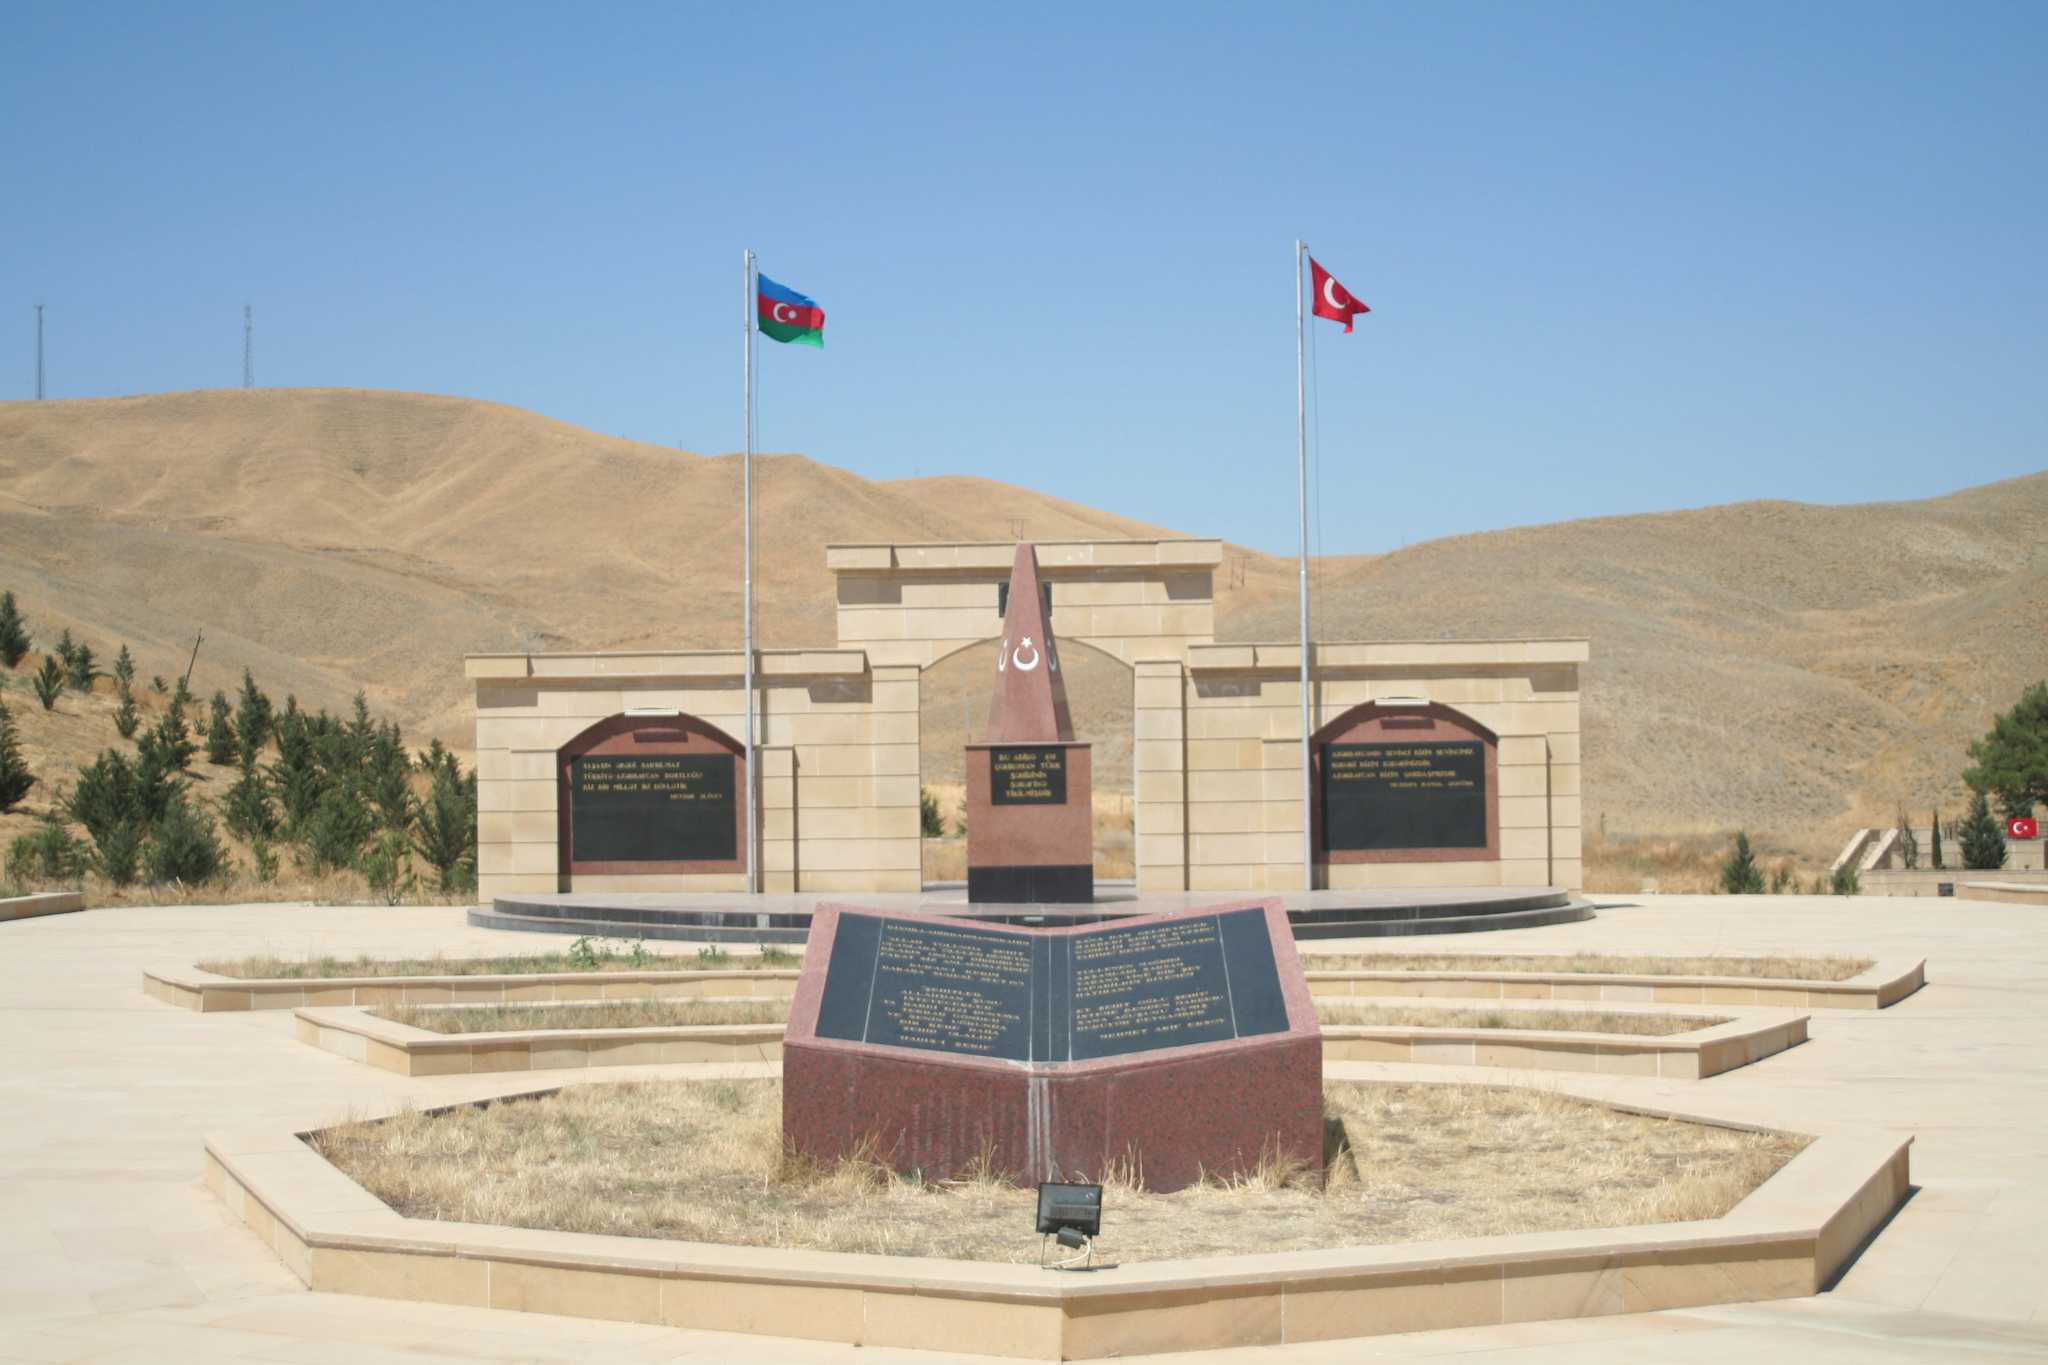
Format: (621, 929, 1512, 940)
(966, 545, 1093, 902)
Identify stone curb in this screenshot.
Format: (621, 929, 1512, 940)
(294, 1000, 1805, 1082)
(1306, 957, 1924, 1009)
(142, 964, 803, 1012)
(203, 1085, 1911, 1359)
(0, 890, 87, 923)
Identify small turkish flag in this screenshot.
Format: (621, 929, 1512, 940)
(2010, 817, 2039, 840)
(1310, 257, 1370, 332)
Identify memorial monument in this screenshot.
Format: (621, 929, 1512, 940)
(781, 899, 1323, 1190)
(964, 544, 1093, 903)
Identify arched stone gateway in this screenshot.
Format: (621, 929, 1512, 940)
(557, 713, 746, 885)
(1311, 703, 1500, 868)
(468, 539, 1586, 900)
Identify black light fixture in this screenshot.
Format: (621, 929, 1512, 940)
(1036, 1181, 1102, 1269)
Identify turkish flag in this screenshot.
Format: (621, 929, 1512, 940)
(2010, 817, 2040, 840)
(1310, 257, 1370, 332)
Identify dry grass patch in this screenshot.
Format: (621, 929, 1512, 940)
(199, 944, 801, 979)
(1316, 1003, 1726, 1037)
(1303, 951, 1872, 982)
(374, 999, 788, 1034)
(309, 1079, 1806, 1264)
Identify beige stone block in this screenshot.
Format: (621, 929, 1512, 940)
(1285, 1265, 1501, 1341)
(659, 1277, 863, 1341)
(1134, 708, 1184, 740)
(1412, 1039, 1478, 1065)
(795, 870, 921, 892)
(479, 780, 558, 813)
(531, 1044, 590, 1070)
(1594, 1047, 1661, 1077)
(1135, 832, 1188, 868)
(1188, 802, 1257, 835)
(587, 1038, 663, 1067)
(1754, 988, 1810, 1007)
(1324, 1037, 1412, 1062)
(794, 837, 919, 872)
(1598, 984, 1656, 1002)
(1501, 981, 1550, 999)
(1139, 802, 1185, 835)
(1066, 1285, 1281, 1357)
(1156, 603, 1214, 637)
(1498, 858, 1553, 885)
(1187, 738, 1261, 771)
(862, 1290, 1062, 1357)
(471, 1045, 532, 1073)
(401, 985, 453, 1005)
(1663, 1051, 1705, 1079)
(903, 579, 997, 609)
(316, 1248, 489, 1307)
(479, 872, 559, 897)
(479, 811, 556, 844)
(1654, 985, 1705, 1004)
(1188, 770, 1264, 805)
(1500, 828, 1551, 862)
(1262, 800, 1305, 835)
(1502, 1247, 1807, 1322)
(488, 1260, 662, 1323)
(1496, 796, 1551, 831)
(407, 1048, 472, 1077)
(1190, 832, 1267, 865)
(1496, 736, 1548, 767)
(502, 842, 562, 875)
(1550, 982, 1600, 1001)
(305, 985, 353, 1007)
(1135, 738, 1185, 774)
(1134, 677, 1184, 709)
(1703, 986, 1760, 1005)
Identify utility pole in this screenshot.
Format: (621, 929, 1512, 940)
(34, 303, 44, 400)
(242, 304, 253, 388)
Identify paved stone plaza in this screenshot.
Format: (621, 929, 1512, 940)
(3, 894, 2046, 1362)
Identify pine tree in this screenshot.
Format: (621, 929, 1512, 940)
(223, 752, 279, 842)
(1896, 804, 1919, 870)
(234, 669, 273, 757)
(112, 644, 136, 690)
(65, 641, 101, 692)
(412, 751, 477, 892)
(145, 702, 196, 774)
(205, 691, 237, 765)
(113, 687, 140, 739)
(0, 591, 30, 668)
(1964, 682, 2048, 821)
(33, 656, 64, 710)
(1718, 831, 1766, 894)
(1959, 791, 2008, 871)
(143, 791, 228, 887)
(54, 629, 78, 672)
(0, 700, 34, 812)
(1930, 809, 1944, 871)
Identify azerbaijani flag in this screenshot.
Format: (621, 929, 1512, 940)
(757, 274, 825, 347)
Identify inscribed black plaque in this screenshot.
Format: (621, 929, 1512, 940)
(1322, 741, 1487, 852)
(816, 917, 1034, 1060)
(569, 753, 736, 863)
(990, 747, 1067, 805)
(812, 909, 1292, 1063)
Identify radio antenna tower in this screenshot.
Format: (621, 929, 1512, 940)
(35, 303, 45, 400)
(242, 304, 253, 388)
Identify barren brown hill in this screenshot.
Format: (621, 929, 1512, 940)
(2, 387, 2041, 867)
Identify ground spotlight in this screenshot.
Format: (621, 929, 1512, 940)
(1036, 1181, 1102, 1270)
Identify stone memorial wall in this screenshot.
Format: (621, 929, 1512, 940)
(784, 901, 1321, 1191)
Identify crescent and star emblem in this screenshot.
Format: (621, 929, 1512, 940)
(1322, 277, 1346, 311)
(1011, 637, 1041, 672)
(772, 302, 798, 323)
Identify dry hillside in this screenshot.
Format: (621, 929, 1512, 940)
(2, 388, 2041, 865)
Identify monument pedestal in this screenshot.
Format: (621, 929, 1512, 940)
(781, 901, 1323, 1192)
(965, 741, 1093, 904)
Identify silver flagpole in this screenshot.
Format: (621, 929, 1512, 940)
(743, 248, 758, 894)
(1295, 240, 1313, 897)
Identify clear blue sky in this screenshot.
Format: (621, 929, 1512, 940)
(5, 2, 2043, 555)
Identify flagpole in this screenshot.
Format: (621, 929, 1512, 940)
(743, 248, 759, 895)
(1296, 239, 1313, 897)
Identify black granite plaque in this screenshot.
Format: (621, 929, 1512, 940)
(990, 746, 1067, 805)
(569, 752, 736, 863)
(813, 909, 1292, 1063)
(1322, 741, 1487, 852)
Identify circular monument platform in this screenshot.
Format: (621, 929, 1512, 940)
(470, 882, 1592, 944)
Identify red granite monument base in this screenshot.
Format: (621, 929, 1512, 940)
(965, 741, 1093, 903)
(781, 901, 1323, 1192)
